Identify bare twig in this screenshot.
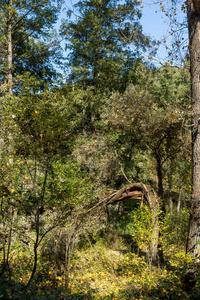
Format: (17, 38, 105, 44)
(114, 150, 132, 184)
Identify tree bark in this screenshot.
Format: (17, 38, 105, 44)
(155, 151, 166, 215)
(7, 0, 13, 95)
(168, 159, 173, 215)
(187, 0, 200, 257)
(26, 218, 39, 288)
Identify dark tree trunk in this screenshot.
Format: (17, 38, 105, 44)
(155, 151, 165, 264)
(187, 0, 200, 257)
(26, 222, 39, 287)
(155, 151, 166, 215)
(168, 160, 173, 215)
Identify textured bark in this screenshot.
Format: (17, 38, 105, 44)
(193, 0, 200, 15)
(106, 183, 160, 263)
(187, 0, 200, 257)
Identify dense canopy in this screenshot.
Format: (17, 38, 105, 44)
(0, 1, 199, 299)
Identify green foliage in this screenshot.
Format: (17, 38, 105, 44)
(0, 2, 194, 298)
(0, 0, 62, 83)
(101, 62, 191, 201)
(60, 0, 154, 92)
(0, 77, 95, 285)
(161, 209, 190, 250)
(128, 206, 153, 253)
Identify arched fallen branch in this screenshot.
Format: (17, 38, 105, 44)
(53, 183, 160, 287)
(64, 183, 160, 264)
(105, 183, 160, 263)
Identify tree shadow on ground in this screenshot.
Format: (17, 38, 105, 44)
(0, 277, 92, 300)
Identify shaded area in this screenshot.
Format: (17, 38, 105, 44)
(105, 183, 160, 263)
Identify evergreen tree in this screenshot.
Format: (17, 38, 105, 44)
(61, 0, 154, 92)
(0, 0, 62, 92)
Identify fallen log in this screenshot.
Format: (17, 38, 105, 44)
(105, 183, 160, 263)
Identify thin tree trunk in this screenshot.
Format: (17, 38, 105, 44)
(0, 221, 7, 277)
(168, 160, 173, 215)
(155, 151, 165, 264)
(65, 233, 75, 290)
(186, 0, 200, 258)
(82, 59, 87, 135)
(6, 207, 14, 280)
(26, 217, 39, 287)
(26, 161, 49, 287)
(177, 167, 183, 215)
(155, 151, 166, 215)
(0, 207, 14, 278)
(7, 0, 13, 95)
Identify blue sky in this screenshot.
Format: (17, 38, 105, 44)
(141, 1, 172, 63)
(141, 1, 179, 39)
(141, 1, 188, 64)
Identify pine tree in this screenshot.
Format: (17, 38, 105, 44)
(61, 0, 153, 92)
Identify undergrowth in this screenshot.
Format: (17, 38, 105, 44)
(1, 208, 199, 299)
(1, 233, 200, 299)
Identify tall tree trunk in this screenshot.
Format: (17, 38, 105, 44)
(7, 0, 13, 95)
(155, 151, 165, 264)
(0, 221, 7, 277)
(187, 0, 200, 257)
(168, 159, 173, 215)
(155, 151, 166, 214)
(0, 208, 14, 278)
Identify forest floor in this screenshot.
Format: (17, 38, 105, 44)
(1, 231, 200, 300)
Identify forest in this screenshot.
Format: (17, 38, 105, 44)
(0, 0, 200, 299)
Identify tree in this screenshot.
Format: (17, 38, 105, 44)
(61, 0, 154, 92)
(105, 183, 160, 263)
(0, 77, 93, 284)
(103, 62, 190, 207)
(0, 0, 62, 93)
(186, 0, 200, 258)
(153, 0, 200, 259)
